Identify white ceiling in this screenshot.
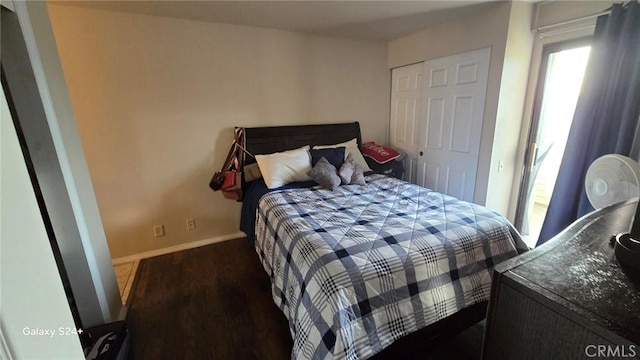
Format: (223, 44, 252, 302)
(53, 0, 499, 41)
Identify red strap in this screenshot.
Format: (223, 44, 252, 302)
(220, 127, 245, 173)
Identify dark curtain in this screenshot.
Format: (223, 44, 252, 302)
(537, 2, 640, 246)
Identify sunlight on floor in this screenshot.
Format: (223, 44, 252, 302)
(114, 260, 139, 305)
(522, 203, 548, 248)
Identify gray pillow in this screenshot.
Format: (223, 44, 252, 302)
(338, 153, 355, 184)
(307, 157, 341, 191)
(350, 164, 366, 185)
(339, 153, 366, 185)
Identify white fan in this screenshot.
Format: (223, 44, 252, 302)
(585, 154, 640, 209)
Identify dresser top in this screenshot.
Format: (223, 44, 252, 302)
(500, 201, 640, 344)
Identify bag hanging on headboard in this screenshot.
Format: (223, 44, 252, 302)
(209, 127, 245, 200)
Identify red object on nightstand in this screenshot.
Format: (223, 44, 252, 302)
(361, 142, 401, 164)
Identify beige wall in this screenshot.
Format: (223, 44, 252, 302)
(486, 1, 535, 218)
(388, 2, 512, 207)
(48, 4, 389, 258)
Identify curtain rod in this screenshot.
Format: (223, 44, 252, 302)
(536, 8, 612, 33)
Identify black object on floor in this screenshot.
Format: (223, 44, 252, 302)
(84, 320, 129, 360)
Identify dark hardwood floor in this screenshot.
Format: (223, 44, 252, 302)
(126, 238, 484, 359)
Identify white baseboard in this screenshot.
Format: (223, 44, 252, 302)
(111, 232, 245, 265)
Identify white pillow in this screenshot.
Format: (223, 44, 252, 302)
(255, 146, 312, 189)
(314, 138, 372, 172)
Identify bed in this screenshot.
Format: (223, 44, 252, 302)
(239, 122, 528, 360)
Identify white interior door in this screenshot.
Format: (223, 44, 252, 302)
(417, 47, 490, 202)
(390, 63, 423, 156)
(390, 63, 423, 183)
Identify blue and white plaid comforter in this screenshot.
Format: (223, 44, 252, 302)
(255, 174, 527, 360)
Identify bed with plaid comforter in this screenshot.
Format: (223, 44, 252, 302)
(254, 174, 527, 360)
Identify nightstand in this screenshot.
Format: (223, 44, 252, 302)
(365, 158, 404, 179)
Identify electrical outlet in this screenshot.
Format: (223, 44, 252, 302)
(153, 225, 165, 238)
(186, 218, 196, 231)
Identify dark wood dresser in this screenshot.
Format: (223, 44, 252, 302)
(483, 200, 640, 359)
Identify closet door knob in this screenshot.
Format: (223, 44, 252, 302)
(419, 151, 424, 156)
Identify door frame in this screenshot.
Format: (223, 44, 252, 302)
(514, 36, 593, 231)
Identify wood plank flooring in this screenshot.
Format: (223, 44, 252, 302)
(126, 238, 484, 359)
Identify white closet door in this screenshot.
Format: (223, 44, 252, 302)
(390, 63, 423, 183)
(417, 47, 490, 202)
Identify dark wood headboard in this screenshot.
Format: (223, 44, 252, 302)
(243, 122, 362, 165)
